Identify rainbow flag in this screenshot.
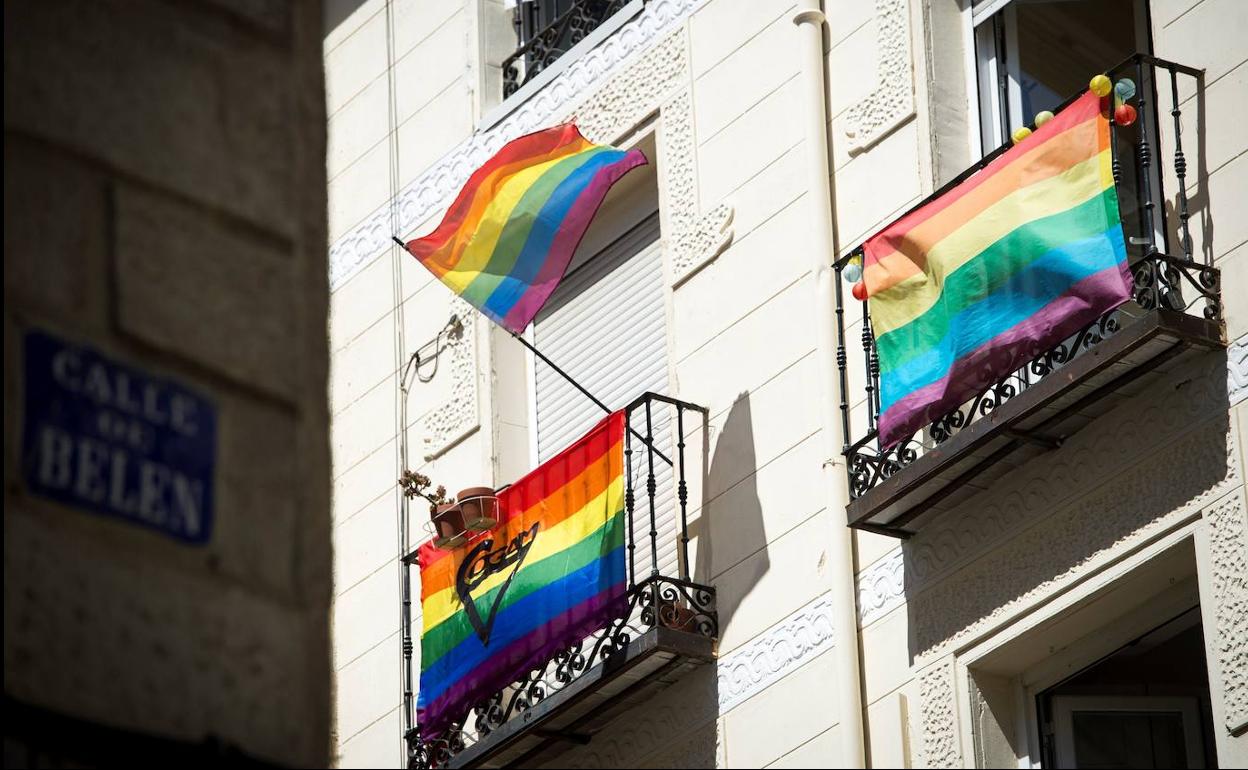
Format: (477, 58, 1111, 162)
(416, 412, 627, 738)
(405, 125, 647, 333)
(861, 90, 1131, 448)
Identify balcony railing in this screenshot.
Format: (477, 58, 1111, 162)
(835, 54, 1224, 537)
(405, 393, 716, 769)
(502, 0, 635, 99)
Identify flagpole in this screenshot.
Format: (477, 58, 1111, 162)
(509, 331, 672, 466)
(393, 236, 672, 466)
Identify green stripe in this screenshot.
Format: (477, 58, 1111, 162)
(876, 187, 1120, 372)
(459, 148, 608, 306)
(421, 512, 625, 669)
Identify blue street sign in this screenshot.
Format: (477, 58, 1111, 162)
(21, 329, 217, 544)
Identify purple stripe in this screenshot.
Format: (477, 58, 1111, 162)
(417, 582, 628, 739)
(499, 149, 647, 332)
(878, 262, 1131, 448)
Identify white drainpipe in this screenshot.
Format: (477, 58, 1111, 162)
(793, 1, 868, 766)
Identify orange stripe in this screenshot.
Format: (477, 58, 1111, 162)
(411, 137, 595, 278)
(864, 114, 1102, 294)
(418, 437, 622, 597)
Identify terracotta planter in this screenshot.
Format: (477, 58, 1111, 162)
(457, 487, 500, 531)
(658, 597, 698, 632)
(431, 503, 468, 549)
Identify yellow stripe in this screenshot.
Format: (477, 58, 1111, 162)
(420, 476, 624, 631)
(438, 153, 585, 294)
(870, 151, 1111, 336)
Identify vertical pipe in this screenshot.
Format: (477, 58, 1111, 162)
(793, 2, 867, 766)
(644, 397, 659, 577)
(676, 404, 691, 582)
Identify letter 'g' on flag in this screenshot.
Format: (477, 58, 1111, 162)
(404, 124, 647, 334)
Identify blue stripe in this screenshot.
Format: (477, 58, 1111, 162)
(480, 150, 628, 319)
(879, 227, 1126, 409)
(417, 545, 626, 706)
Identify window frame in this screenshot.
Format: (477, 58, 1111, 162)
(966, 0, 1154, 157)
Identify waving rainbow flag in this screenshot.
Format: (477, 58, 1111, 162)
(405, 125, 647, 333)
(416, 412, 627, 739)
(862, 90, 1131, 448)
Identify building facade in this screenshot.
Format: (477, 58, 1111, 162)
(324, 0, 1247, 767)
(5, 1, 333, 765)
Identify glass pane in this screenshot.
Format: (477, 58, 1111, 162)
(1012, 0, 1139, 126)
(1071, 711, 1188, 769)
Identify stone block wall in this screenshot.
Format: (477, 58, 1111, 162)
(3, 1, 332, 765)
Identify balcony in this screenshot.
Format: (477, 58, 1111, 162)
(405, 393, 716, 769)
(835, 55, 1224, 538)
(502, 0, 637, 99)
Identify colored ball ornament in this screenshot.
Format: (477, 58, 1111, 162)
(1089, 74, 1113, 97)
(1114, 103, 1138, 126)
(843, 261, 863, 283)
(1114, 77, 1136, 101)
(1011, 126, 1032, 144)
(1034, 110, 1054, 128)
(852, 281, 868, 301)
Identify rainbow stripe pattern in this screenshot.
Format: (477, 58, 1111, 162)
(862, 91, 1131, 448)
(405, 125, 647, 333)
(416, 412, 627, 738)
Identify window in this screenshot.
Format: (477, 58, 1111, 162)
(972, 0, 1150, 152)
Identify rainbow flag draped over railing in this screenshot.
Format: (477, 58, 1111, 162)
(416, 412, 628, 738)
(404, 125, 647, 333)
(861, 90, 1131, 448)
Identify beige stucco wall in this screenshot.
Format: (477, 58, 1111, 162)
(4, 1, 333, 765)
(325, 0, 1247, 767)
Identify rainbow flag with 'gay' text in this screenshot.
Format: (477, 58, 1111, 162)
(416, 412, 627, 738)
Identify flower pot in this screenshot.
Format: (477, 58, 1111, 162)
(658, 597, 698, 632)
(431, 503, 468, 549)
(457, 487, 499, 531)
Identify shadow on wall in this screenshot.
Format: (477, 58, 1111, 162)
(1163, 79, 1213, 265)
(902, 348, 1232, 662)
(553, 393, 771, 767)
(694, 390, 770, 638)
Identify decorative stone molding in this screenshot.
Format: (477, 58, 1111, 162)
(904, 352, 1233, 597)
(861, 350, 1243, 629)
(329, 0, 712, 291)
(913, 415, 1236, 660)
(919, 661, 962, 768)
(843, 0, 916, 154)
(717, 592, 837, 713)
(1204, 489, 1248, 733)
(655, 90, 734, 286)
(420, 298, 479, 460)
(556, 666, 720, 769)
(1228, 334, 1248, 406)
(858, 549, 905, 627)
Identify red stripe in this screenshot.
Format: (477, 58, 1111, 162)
(404, 124, 586, 259)
(863, 91, 1102, 268)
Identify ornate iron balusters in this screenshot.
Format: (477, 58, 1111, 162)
(1168, 67, 1195, 263)
(676, 403, 691, 582)
(1133, 56, 1159, 255)
(503, 0, 633, 98)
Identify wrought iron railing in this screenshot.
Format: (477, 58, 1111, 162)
(503, 0, 635, 98)
(834, 54, 1222, 508)
(407, 393, 716, 769)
